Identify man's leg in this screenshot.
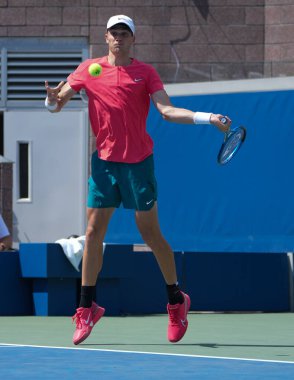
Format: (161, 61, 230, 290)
(82, 207, 115, 286)
(72, 207, 114, 345)
(135, 202, 191, 343)
(135, 202, 177, 284)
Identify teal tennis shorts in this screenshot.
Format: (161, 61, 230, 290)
(87, 152, 157, 211)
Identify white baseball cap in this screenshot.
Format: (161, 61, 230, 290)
(107, 15, 135, 35)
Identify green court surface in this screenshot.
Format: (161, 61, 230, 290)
(0, 312, 293, 362)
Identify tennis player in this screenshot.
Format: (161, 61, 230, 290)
(45, 15, 231, 345)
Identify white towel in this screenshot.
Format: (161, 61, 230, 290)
(55, 235, 85, 272)
(55, 236, 105, 272)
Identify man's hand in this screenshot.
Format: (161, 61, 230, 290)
(44, 81, 76, 112)
(45, 80, 65, 108)
(210, 114, 232, 133)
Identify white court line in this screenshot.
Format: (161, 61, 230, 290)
(0, 343, 293, 365)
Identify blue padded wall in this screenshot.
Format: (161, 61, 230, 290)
(105, 90, 294, 253)
(19, 243, 81, 278)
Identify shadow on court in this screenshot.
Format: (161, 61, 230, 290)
(81, 342, 294, 348)
(0, 313, 293, 362)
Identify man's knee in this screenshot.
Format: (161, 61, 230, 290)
(139, 226, 162, 247)
(86, 223, 104, 243)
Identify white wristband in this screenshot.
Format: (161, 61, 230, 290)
(45, 97, 57, 111)
(193, 112, 212, 124)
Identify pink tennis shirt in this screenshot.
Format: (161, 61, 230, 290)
(67, 56, 164, 163)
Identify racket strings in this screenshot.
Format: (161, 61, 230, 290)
(218, 127, 246, 164)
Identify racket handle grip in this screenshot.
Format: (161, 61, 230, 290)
(220, 117, 227, 124)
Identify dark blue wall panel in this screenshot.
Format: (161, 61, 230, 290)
(0, 251, 33, 315)
(15, 244, 291, 315)
(183, 252, 289, 312)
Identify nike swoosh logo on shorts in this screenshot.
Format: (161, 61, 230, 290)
(146, 199, 153, 205)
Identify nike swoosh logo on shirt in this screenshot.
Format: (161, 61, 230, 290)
(134, 78, 143, 82)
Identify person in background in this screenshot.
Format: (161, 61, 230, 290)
(0, 214, 12, 251)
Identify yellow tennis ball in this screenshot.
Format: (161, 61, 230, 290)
(88, 63, 102, 77)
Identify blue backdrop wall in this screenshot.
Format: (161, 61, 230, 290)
(105, 89, 294, 253)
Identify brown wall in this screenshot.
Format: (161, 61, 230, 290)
(0, 0, 293, 83)
(264, 0, 294, 77)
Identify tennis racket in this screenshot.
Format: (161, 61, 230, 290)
(217, 117, 246, 165)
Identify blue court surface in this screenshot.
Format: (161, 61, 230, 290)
(0, 344, 293, 379)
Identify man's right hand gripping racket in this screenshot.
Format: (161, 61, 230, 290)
(217, 117, 246, 165)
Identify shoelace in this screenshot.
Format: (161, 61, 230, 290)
(168, 306, 180, 326)
(72, 310, 83, 328)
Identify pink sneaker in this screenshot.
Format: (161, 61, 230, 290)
(167, 292, 191, 343)
(91, 301, 105, 325)
(72, 302, 105, 345)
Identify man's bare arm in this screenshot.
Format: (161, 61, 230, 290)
(151, 89, 231, 133)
